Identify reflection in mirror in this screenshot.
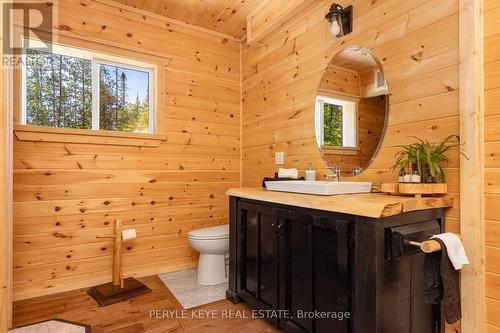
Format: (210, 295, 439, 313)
(315, 45, 388, 176)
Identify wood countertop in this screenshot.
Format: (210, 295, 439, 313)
(226, 187, 453, 218)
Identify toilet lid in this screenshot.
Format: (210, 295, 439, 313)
(188, 224, 229, 240)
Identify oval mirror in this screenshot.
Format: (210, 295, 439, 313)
(315, 45, 388, 176)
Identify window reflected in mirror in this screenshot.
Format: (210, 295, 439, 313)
(314, 45, 388, 175)
(315, 96, 357, 148)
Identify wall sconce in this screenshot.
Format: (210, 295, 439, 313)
(325, 3, 353, 37)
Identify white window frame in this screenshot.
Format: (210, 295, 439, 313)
(21, 39, 156, 134)
(315, 95, 358, 148)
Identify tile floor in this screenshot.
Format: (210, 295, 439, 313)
(159, 269, 228, 309)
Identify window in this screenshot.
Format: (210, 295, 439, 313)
(315, 96, 357, 148)
(22, 42, 155, 133)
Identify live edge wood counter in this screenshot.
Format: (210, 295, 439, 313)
(226, 187, 453, 218)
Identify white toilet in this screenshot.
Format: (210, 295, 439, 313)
(188, 224, 229, 285)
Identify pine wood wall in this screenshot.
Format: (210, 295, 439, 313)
(1, 0, 13, 326)
(241, 3, 462, 329)
(241, 5, 465, 332)
(319, 64, 360, 97)
(484, 0, 500, 331)
(0, 67, 8, 332)
(241, 0, 460, 232)
(356, 95, 386, 167)
(12, 0, 240, 301)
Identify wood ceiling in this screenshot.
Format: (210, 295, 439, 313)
(112, 0, 263, 39)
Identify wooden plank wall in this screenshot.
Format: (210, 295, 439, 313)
(242, 0, 460, 227)
(484, 0, 500, 331)
(318, 64, 360, 97)
(241, 1, 461, 330)
(0, 64, 8, 332)
(1, 0, 13, 327)
(12, 0, 240, 300)
(356, 95, 386, 167)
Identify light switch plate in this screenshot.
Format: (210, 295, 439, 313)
(275, 152, 285, 165)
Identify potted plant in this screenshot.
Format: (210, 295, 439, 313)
(391, 135, 467, 183)
(392, 143, 418, 177)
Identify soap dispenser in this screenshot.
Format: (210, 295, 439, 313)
(305, 163, 316, 181)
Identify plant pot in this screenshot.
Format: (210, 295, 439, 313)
(421, 164, 438, 183)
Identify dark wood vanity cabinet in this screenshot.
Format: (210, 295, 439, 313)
(235, 201, 278, 316)
(277, 209, 352, 333)
(227, 196, 446, 333)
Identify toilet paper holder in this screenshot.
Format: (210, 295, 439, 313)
(95, 220, 137, 287)
(95, 219, 139, 288)
(88, 219, 151, 307)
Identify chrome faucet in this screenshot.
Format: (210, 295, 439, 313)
(352, 166, 363, 175)
(325, 166, 341, 182)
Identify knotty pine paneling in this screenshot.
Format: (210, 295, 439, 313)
(318, 64, 360, 97)
(356, 95, 386, 166)
(0, 2, 12, 327)
(12, 0, 240, 301)
(485, 2, 500, 331)
(242, 0, 459, 184)
(241, 2, 460, 331)
(113, 0, 262, 39)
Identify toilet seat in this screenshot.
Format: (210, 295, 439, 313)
(188, 224, 229, 240)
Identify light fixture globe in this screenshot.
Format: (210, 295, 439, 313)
(330, 20, 342, 36)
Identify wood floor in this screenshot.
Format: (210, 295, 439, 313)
(12, 276, 282, 333)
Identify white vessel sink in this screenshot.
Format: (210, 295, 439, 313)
(265, 180, 372, 196)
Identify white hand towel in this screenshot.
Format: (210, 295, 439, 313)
(278, 168, 299, 179)
(431, 233, 470, 270)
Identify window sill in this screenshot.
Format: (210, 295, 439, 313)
(14, 125, 167, 147)
(321, 146, 360, 156)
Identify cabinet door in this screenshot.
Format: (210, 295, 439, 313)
(236, 201, 278, 314)
(278, 210, 352, 333)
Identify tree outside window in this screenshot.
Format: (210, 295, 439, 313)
(323, 102, 343, 146)
(23, 46, 154, 133)
(25, 49, 92, 129)
(315, 96, 357, 148)
(99, 64, 150, 132)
